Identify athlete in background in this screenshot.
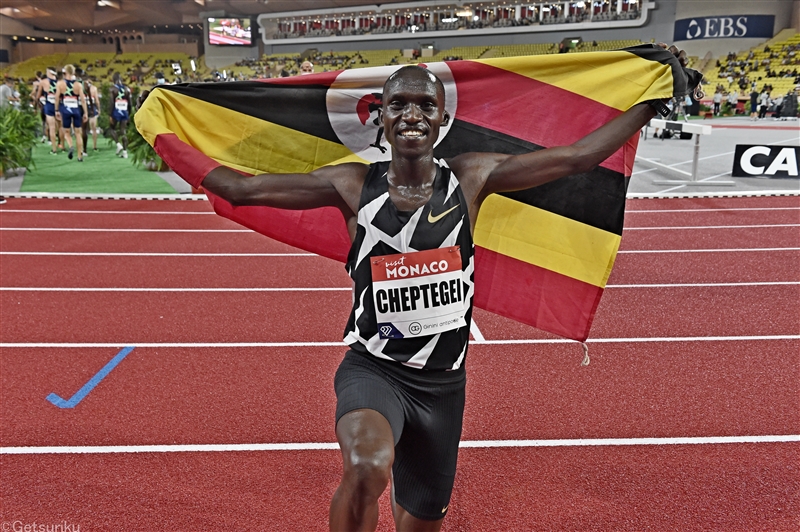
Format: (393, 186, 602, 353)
(84, 78, 101, 152)
(54, 64, 88, 162)
(34, 68, 60, 155)
(109, 72, 132, 159)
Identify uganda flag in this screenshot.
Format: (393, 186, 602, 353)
(136, 44, 700, 342)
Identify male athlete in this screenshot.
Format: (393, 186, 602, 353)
(109, 72, 132, 158)
(174, 45, 689, 531)
(54, 64, 88, 162)
(34, 68, 60, 155)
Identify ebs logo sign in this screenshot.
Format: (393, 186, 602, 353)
(674, 15, 774, 41)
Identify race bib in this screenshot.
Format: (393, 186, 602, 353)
(63, 96, 79, 109)
(115, 100, 128, 111)
(39, 96, 47, 105)
(371, 246, 466, 339)
(46, 94, 56, 104)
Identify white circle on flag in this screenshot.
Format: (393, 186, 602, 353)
(326, 63, 457, 162)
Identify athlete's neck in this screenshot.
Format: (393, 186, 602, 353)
(387, 154, 437, 189)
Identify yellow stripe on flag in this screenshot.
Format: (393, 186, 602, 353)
(136, 89, 359, 175)
(474, 194, 621, 288)
(480, 52, 675, 111)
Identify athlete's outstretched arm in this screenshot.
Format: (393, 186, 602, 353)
(453, 44, 687, 202)
(483, 101, 657, 195)
(199, 162, 367, 214)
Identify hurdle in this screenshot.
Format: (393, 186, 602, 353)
(645, 119, 735, 186)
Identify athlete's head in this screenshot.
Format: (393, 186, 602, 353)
(46, 67, 57, 78)
(380, 66, 450, 156)
(300, 61, 314, 75)
(63, 64, 75, 77)
(112, 72, 121, 84)
(383, 66, 445, 107)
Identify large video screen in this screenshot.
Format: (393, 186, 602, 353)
(208, 17, 253, 46)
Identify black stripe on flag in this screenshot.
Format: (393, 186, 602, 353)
(622, 44, 702, 99)
(152, 82, 341, 144)
(435, 119, 629, 236)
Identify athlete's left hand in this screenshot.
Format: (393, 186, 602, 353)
(657, 43, 688, 68)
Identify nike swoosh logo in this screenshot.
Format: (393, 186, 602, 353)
(427, 204, 460, 224)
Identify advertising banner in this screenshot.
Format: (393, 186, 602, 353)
(732, 145, 799, 178)
(674, 15, 774, 41)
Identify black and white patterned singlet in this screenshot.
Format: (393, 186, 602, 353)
(343, 160, 475, 371)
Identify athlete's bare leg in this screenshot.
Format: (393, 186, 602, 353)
(330, 409, 445, 532)
(89, 116, 98, 150)
(45, 115, 58, 153)
(330, 409, 394, 531)
(119, 119, 129, 150)
(61, 126, 74, 150)
(75, 127, 84, 161)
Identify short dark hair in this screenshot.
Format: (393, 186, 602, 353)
(383, 65, 445, 102)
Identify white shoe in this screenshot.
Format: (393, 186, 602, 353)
(121, 150, 128, 159)
(82, 152, 88, 158)
(116, 142, 123, 155)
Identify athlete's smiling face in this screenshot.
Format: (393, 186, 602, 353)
(380, 67, 449, 158)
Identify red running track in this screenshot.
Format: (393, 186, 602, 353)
(1, 196, 799, 531)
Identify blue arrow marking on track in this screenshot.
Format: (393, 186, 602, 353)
(46, 346, 135, 409)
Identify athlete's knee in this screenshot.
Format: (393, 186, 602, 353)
(344, 443, 392, 494)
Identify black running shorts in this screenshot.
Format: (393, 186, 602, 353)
(334, 350, 466, 521)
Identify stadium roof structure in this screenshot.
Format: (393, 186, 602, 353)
(0, 0, 424, 32)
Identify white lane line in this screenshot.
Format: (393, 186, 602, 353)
(624, 224, 799, 230)
(626, 207, 800, 213)
(606, 281, 800, 288)
(0, 228, 251, 233)
(0, 209, 214, 215)
(9, 207, 793, 215)
(2, 435, 797, 455)
(1, 336, 797, 349)
(2, 248, 798, 257)
(0, 252, 316, 257)
(0, 287, 351, 292)
(470, 319, 486, 342)
(618, 247, 800, 253)
(1, 282, 797, 292)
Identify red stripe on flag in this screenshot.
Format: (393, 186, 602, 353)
(153, 133, 220, 188)
(206, 197, 351, 263)
(473, 246, 604, 342)
(447, 61, 634, 175)
(154, 133, 351, 262)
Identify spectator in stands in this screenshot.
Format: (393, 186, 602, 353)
(772, 94, 784, 119)
(727, 90, 738, 114)
(109, 72, 132, 159)
(749, 88, 759, 120)
(300, 61, 314, 75)
(712, 89, 722, 115)
(0, 77, 19, 108)
(758, 89, 771, 119)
